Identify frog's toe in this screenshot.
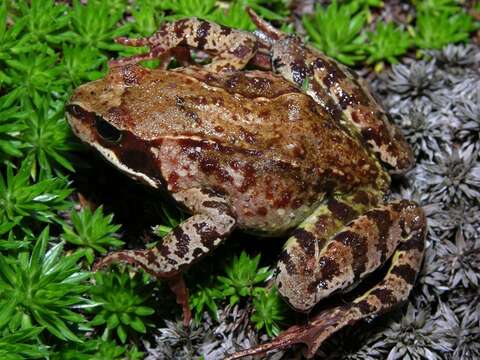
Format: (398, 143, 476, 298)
(247, 7, 284, 41)
(92, 249, 175, 277)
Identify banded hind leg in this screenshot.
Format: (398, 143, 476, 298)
(94, 188, 236, 325)
(247, 9, 413, 173)
(111, 18, 258, 72)
(276, 188, 383, 311)
(226, 199, 426, 359)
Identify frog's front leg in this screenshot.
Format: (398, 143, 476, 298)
(227, 200, 425, 359)
(94, 188, 236, 324)
(111, 19, 257, 72)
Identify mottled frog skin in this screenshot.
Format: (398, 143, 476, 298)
(66, 10, 426, 359)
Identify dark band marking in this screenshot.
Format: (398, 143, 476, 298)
(145, 251, 158, 265)
(391, 264, 417, 284)
(219, 24, 232, 36)
(327, 199, 357, 223)
(195, 21, 211, 50)
(192, 248, 204, 258)
(322, 96, 343, 123)
(202, 200, 233, 217)
(173, 19, 189, 37)
(314, 214, 335, 234)
(278, 250, 296, 275)
(399, 218, 408, 238)
(290, 60, 311, 86)
(371, 288, 396, 305)
(355, 300, 376, 314)
(293, 228, 316, 256)
(232, 44, 251, 58)
(399, 231, 425, 252)
(157, 243, 171, 257)
(200, 188, 225, 197)
(352, 190, 371, 206)
(272, 57, 285, 69)
(313, 58, 347, 89)
(338, 90, 358, 109)
(318, 256, 340, 282)
(361, 125, 389, 148)
(366, 209, 392, 263)
(172, 227, 191, 258)
(334, 231, 368, 280)
(193, 222, 221, 249)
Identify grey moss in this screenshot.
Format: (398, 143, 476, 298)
(415, 144, 480, 205)
(144, 304, 283, 360)
(360, 43, 480, 360)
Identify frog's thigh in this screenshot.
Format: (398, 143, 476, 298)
(115, 19, 257, 71)
(276, 199, 425, 312)
(94, 188, 236, 277)
(276, 189, 380, 311)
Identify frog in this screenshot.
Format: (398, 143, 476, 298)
(65, 9, 426, 359)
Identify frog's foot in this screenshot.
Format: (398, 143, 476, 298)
(227, 200, 426, 359)
(168, 274, 192, 326)
(225, 304, 351, 359)
(111, 18, 258, 72)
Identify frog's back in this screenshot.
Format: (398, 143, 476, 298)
(85, 66, 388, 235)
(117, 68, 386, 235)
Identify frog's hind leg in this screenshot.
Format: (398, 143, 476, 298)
(226, 200, 425, 359)
(247, 7, 283, 42)
(247, 8, 413, 174)
(93, 188, 236, 324)
(111, 19, 258, 72)
(275, 189, 383, 311)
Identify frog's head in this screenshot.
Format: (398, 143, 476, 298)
(65, 65, 162, 189)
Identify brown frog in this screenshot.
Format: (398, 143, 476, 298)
(66, 9, 426, 359)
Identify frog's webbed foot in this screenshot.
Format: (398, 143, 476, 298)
(225, 305, 352, 359)
(228, 199, 426, 359)
(111, 18, 258, 72)
(93, 188, 236, 324)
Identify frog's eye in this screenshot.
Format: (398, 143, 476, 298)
(95, 116, 122, 143)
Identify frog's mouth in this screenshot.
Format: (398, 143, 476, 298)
(66, 103, 161, 189)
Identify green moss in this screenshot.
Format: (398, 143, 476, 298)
(0, 0, 477, 357)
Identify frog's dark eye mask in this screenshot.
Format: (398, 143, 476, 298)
(66, 104, 122, 143)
